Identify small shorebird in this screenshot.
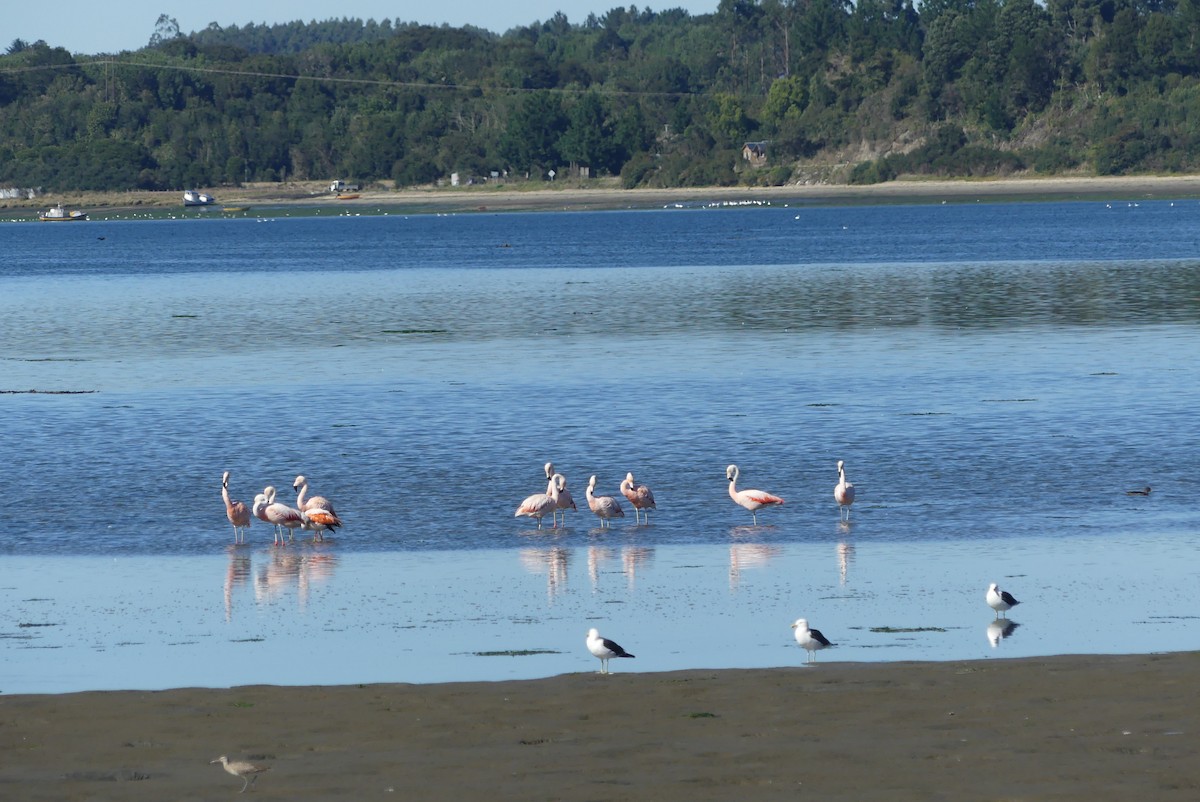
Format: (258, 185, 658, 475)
(834, 460, 855, 521)
(221, 471, 251, 544)
(210, 754, 270, 793)
(726, 465, 784, 525)
(586, 627, 636, 674)
(620, 472, 657, 525)
(791, 618, 834, 663)
(586, 475, 625, 527)
(986, 582, 1021, 618)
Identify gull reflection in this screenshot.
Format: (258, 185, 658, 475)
(518, 546, 570, 602)
(729, 543, 782, 590)
(987, 618, 1021, 648)
(253, 547, 338, 610)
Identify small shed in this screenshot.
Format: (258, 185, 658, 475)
(742, 141, 768, 167)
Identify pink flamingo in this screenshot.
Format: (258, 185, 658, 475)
(834, 460, 856, 521)
(251, 493, 274, 540)
(292, 474, 343, 541)
(586, 475, 625, 528)
(221, 471, 251, 544)
(516, 475, 560, 529)
(546, 462, 577, 527)
(726, 464, 784, 525)
(293, 475, 340, 519)
(620, 472, 657, 525)
(263, 485, 305, 545)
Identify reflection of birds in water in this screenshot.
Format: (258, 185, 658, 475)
(728, 543, 782, 589)
(586, 475, 625, 527)
(221, 472, 251, 544)
(1126, 486, 1152, 496)
(586, 627, 636, 674)
(620, 472, 657, 525)
(837, 541, 855, 586)
(987, 618, 1020, 647)
(587, 545, 616, 591)
(986, 582, 1021, 618)
(834, 460, 856, 521)
(726, 464, 784, 525)
(791, 618, 835, 663)
(519, 546, 570, 602)
(621, 546, 654, 589)
(254, 550, 337, 608)
(210, 755, 270, 793)
(263, 486, 305, 544)
(223, 551, 252, 622)
(545, 463, 576, 527)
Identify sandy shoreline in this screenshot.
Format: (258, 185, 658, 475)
(10, 174, 1200, 216)
(3, 652, 1198, 800)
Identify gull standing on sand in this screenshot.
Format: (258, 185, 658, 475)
(586, 475, 625, 527)
(986, 582, 1021, 618)
(834, 460, 856, 521)
(620, 472, 657, 525)
(221, 471, 251, 544)
(791, 618, 834, 663)
(586, 627, 636, 673)
(726, 465, 784, 525)
(210, 754, 270, 793)
(545, 463, 576, 527)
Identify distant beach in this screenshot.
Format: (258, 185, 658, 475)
(3, 653, 1199, 800)
(9, 174, 1200, 218)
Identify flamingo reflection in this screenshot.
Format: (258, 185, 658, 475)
(519, 546, 571, 602)
(837, 541, 855, 586)
(621, 546, 654, 590)
(587, 546, 617, 592)
(728, 543, 782, 590)
(253, 549, 338, 610)
(223, 549, 252, 622)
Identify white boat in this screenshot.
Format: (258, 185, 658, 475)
(183, 190, 216, 206)
(38, 204, 88, 221)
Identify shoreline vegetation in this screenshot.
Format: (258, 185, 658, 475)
(2, 652, 1199, 799)
(8, 174, 1200, 218)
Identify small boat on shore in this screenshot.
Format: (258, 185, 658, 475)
(39, 204, 87, 221)
(335, 193, 361, 200)
(222, 206, 250, 213)
(183, 190, 216, 206)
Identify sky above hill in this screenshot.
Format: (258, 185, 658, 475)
(5, 1, 718, 55)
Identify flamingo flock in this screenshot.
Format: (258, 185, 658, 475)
(222, 472, 342, 545)
(221, 459, 860, 544)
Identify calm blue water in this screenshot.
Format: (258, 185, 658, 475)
(2, 198, 1199, 692)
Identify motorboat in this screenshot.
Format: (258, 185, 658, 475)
(39, 204, 87, 221)
(183, 190, 216, 206)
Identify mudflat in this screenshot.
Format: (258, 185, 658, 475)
(3, 652, 1199, 800)
(12, 173, 1200, 217)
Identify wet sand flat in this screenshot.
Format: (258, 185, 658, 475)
(3, 652, 1199, 800)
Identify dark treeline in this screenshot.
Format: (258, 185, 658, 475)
(3, 1, 1200, 193)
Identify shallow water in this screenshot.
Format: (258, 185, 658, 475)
(2, 200, 1198, 692)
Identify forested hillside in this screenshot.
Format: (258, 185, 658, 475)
(2, 1, 1199, 193)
